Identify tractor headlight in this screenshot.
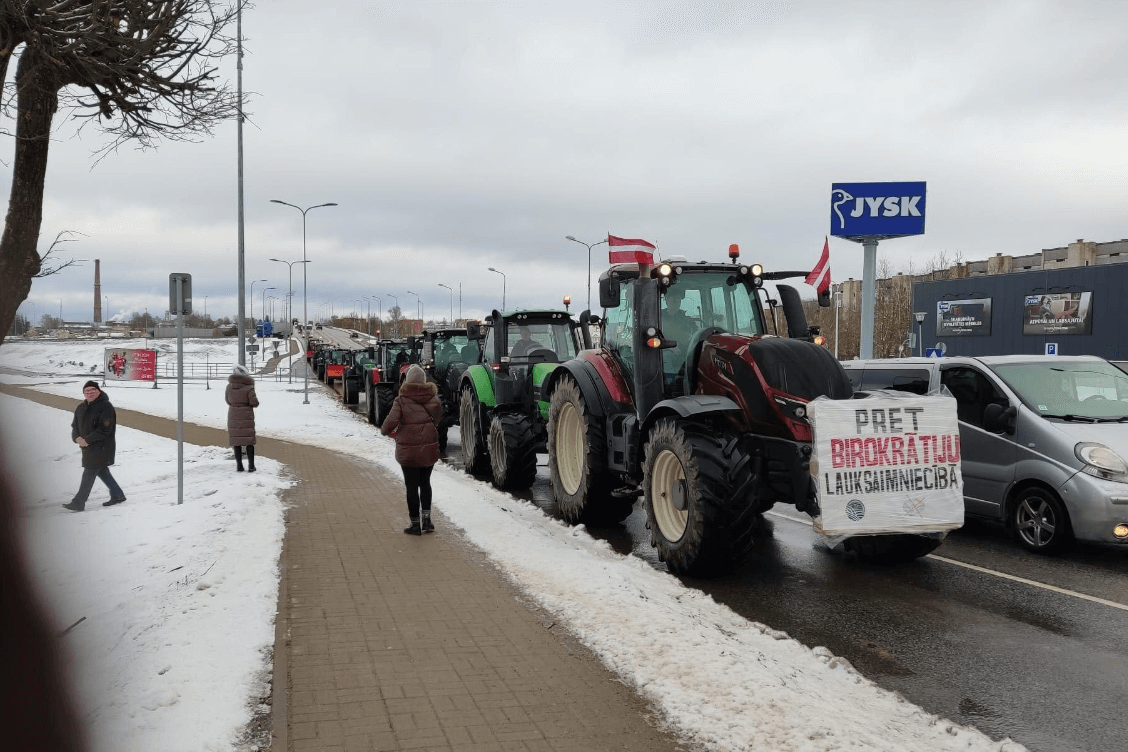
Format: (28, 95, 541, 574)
(750, 264, 763, 277)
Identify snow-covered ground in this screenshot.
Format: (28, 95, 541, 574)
(0, 337, 1025, 751)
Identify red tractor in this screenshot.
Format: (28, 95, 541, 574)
(544, 247, 854, 576)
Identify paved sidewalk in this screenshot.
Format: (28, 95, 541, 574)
(2, 383, 687, 752)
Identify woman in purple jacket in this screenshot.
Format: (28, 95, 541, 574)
(381, 364, 443, 535)
(226, 365, 259, 472)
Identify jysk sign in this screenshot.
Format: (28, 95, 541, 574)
(830, 182, 927, 240)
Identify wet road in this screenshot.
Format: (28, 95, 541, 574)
(322, 358, 1128, 752)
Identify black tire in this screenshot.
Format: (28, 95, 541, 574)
(342, 377, 356, 405)
(366, 384, 377, 425)
(547, 377, 631, 524)
(437, 417, 449, 452)
(341, 376, 351, 403)
(376, 386, 395, 427)
(842, 534, 943, 564)
(642, 419, 759, 576)
(317, 363, 326, 382)
(489, 413, 538, 490)
(459, 384, 490, 474)
(1012, 486, 1072, 554)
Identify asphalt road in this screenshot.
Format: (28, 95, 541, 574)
(311, 342, 1128, 752)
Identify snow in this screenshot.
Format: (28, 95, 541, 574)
(0, 337, 1025, 752)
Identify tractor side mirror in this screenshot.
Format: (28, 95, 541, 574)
(818, 288, 832, 308)
(599, 276, 620, 309)
(579, 309, 590, 325)
(466, 321, 482, 340)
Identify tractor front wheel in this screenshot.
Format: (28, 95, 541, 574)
(376, 386, 395, 427)
(489, 413, 538, 490)
(642, 420, 759, 576)
(459, 385, 490, 474)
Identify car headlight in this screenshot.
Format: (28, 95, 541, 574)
(1075, 442, 1128, 482)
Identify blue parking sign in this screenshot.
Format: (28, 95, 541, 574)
(1045, 343, 1058, 356)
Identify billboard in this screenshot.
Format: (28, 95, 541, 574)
(1023, 292, 1093, 336)
(104, 348, 157, 382)
(936, 298, 992, 336)
(830, 182, 927, 240)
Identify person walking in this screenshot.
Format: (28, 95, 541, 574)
(64, 381, 126, 511)
(380, 364, 443, 535)
(226, 364, 259, 472)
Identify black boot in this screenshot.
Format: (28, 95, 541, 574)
(421, 511, 434, 532)
(247, 446, 256, 472)
(404, 518, 422, 536)
(235, 446, 245, 472)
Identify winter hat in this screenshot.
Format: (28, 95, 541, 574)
(405, 364, 426, 384)
(82, 380, 102, 393)
(232, 364, 249, 376)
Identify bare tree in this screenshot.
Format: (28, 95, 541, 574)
(0, 1, 241, 348)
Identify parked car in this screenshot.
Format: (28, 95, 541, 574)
(842, 356, 1128, 553)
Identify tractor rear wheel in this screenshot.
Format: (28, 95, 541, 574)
(344, 377, 359, 405)
(459, 385, 490, 474)
(366, 385, 377, 425)
(376, 386, 395, 426)
(489, 413, 537, 490)
(642, 419, 759, 576)
(547, 377, 630, 524)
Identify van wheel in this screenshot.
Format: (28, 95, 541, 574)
(1012, 487, 1072, 554)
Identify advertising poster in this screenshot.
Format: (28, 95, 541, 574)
(104, 348, 157, 382)
(935, 298, 992, 336)
(1023, 292, 1093, 335)
(806, 393, 964, 537)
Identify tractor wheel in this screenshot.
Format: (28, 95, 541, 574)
(366, 386, 377, 425)
(842, 534, 943, 564)
(489, 413, 538, 490)
(642, 419, 759, 576)
(547, 377, 630, 524)
(376, 386, 395, 426)
(317, 364, 325, 382)
(459, 385, 490, 474)
(437, 417, 449, 452)
(344, 377, 360, 405)
(341, 377, 351, 404)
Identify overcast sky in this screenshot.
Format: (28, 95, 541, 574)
(11, 0, 1128, 325)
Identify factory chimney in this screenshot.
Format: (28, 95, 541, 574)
(93, 259, 102, 324)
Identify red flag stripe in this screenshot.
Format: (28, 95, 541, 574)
(805, 237, 831, 294)
(607, 234, 656, 264)
(608, 235, 656, 250)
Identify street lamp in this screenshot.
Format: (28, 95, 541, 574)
(270, 199, 338, 405)
(371, 296, 382, 335)
(204, 295, 209, 324)
(103, 295, 109, 325)
(386, 294, 398, 337)
(405, 290, 420, 329)
(834, 291, 843, 360)
(438, 284, 453, 325)
(487, 267, 506, 310)
(270, 258, 309, 335)
(261, 287, 276, 331)
(565, 235, 608, 312)
(914, 311, 927, 357)
(249, 278, 268, 324)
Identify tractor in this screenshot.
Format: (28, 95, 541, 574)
(543, 247, 881, 576)
(459, 309, 591, 490)
(341, 346, 378, 407)
(365, 338, 421, 427)
(418, 328, 481, 451)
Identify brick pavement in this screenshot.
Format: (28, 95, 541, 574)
(1, 382, 687, 752)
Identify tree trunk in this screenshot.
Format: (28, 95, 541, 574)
(0, 50, 60, 347)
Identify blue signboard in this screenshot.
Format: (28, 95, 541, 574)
(830, 181, 927, 240)
(925, 347, 943, 358)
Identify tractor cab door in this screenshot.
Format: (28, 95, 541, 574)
(602, 281, 637, 391)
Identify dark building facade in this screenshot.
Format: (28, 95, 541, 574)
(912, 263, 1128, 359)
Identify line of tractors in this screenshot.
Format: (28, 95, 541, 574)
(303, 246, 939, 576)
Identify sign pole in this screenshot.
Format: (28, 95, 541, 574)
(176, 276, 184, 506)
(860, 239, 877, 359)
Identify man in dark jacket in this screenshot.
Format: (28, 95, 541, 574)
(64, 381, 126, 511)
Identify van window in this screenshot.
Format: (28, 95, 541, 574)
(859, 368, 931, 395)
(940, 367, 1006, 429)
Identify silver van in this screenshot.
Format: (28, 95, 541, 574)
(842, 356, 1128, 553)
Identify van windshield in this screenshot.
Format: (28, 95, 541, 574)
(992, 361, 1128, 420)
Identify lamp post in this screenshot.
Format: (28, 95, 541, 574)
(267, 295, 278, 322)
(406, 290, 420, 331)
(834, 291, 842, 360)
(565, 235, 608, 312)
(914, 311, 927, 357)
(438, 284, 453, 325)
(487, 267, 506, 310)
(386, 294, 398, 337)
(249, 278, 268, 326)
(204, 296, 209, 325)
(362, 296, 371, 334)
(270, 199, 338, 405)
(261, 287, 275, 332)
(371, 296, 382, 336)
(269, 258, 309, 338)
(103, 296, 109, 325)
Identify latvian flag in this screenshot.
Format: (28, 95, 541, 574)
(608, 235, 656, 265)
(805, 236, 831, 295)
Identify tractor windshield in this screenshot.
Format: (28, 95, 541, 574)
(506, 321, 579, 362)
(384, 342, 415, 369)
(432, 332, 479, 368)
(661, 272, 763, 340)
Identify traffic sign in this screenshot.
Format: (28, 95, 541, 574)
(1046, 343, 1058, 356)
(925, 347, 942, 358)
(246, 344, 259, 353)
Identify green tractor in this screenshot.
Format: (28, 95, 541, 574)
(419, 328, 481, 452)
(458, 309, 591, 490)
(365, 338, 421, 427)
